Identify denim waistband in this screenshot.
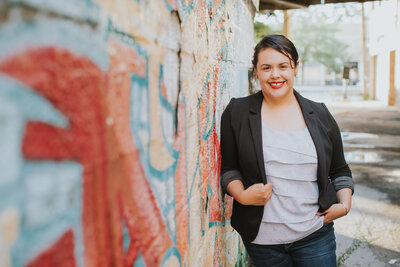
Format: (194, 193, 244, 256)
(244, 222, 334, 247)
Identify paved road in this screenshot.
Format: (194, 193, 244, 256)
(324, 99, 400, 267)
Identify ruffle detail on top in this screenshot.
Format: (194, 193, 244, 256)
(252, 216, 324, 245)
(265, 161, 317, 182)
(263, 145, 317, 165)
(261, 122, 317, 158)
(254, 121, 322, 244)
(266, 175, 319, 199)
(261, 193, 319, 223)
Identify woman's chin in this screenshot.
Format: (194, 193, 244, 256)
(262, 87, 291, 99)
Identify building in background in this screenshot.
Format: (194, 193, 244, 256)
(336, 23, 364, 86)
(368, 0, 400, 106)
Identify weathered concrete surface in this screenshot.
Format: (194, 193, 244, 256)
(0, 1, 256, 266)
(328, 101, 400, 267)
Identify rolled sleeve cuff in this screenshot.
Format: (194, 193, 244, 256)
(332, 175, 354, 193)
(221, 170, 242, 196)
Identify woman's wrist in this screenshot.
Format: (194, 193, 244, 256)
(336, 188, 352, 216)
(339, 202, 349, 215)
(236, 190, 247, 205)
(227, 180, 245, 202)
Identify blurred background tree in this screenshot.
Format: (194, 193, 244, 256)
(254, 11, 282, 44)
(254, 4, 361, 85)
(290, 12, 349, 84)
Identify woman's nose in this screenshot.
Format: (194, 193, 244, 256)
(271, 68, 280, 78)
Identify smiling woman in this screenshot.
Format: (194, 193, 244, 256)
(220, 35, 354, 267)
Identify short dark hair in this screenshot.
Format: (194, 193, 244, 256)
(252, 35, 299, 69)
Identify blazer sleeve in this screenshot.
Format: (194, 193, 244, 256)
(322, 103, 354, 193)
(220, 98, 243, 195)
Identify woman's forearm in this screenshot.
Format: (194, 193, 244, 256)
(336, 188, 352, 214)
(226, 180, 245, 202)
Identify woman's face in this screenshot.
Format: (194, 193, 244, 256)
(255, 48, 298, 102)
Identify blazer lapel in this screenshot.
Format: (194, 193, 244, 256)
(248, 90, 325, 186)
(295, 90, 326, 189)
(248, 91, 267, 184)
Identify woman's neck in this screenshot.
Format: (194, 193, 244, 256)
(261, 90, 296, 109)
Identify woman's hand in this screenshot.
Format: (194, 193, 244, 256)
(316, 203, 348, 224)
(317, 188, 352, 223)
(237, 183, 273, 206)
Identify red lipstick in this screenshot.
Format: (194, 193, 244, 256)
(269, 81, 285, 89)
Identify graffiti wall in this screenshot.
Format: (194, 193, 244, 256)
(0, 0, 256, 266)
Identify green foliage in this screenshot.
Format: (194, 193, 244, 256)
(254, 11, 282, 44)
(254, 22, 281, 44)
(254, 4, 360, 74)
(291, 11, 349, 74)
(337, 239, 363, 266)
(254, 22, 272, 39)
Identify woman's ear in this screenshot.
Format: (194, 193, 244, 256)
(294, 61, 299, 75)
(253, 66, 258, 79)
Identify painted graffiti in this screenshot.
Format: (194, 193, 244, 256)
(0, 0, 252, 266)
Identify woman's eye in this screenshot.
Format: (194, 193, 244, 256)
(280, 65, 287, 69)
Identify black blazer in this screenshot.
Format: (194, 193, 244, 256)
(220, 90, 352, 242)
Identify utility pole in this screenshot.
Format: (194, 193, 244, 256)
(283, 10, 291, 38)
(362, 2, 369, 100)
(388, 0, 398, 105)
(389, 50, 396, 106)
(369, 55, 377, 100)
(369, 2, 377, 100)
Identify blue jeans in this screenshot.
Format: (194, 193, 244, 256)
(243, 223, 336, 267)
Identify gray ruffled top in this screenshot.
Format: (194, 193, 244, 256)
(252, 122, 324, 245)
